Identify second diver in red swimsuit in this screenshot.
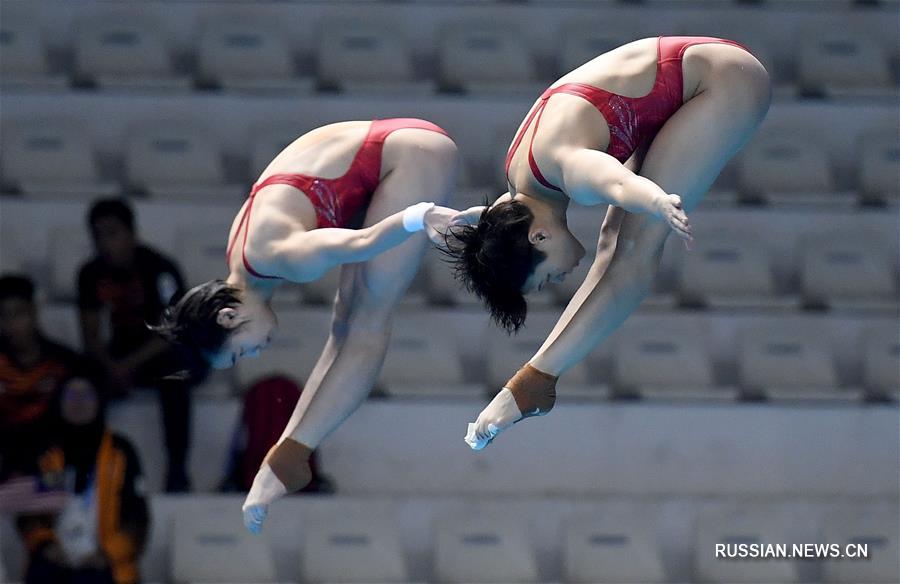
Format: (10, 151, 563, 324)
(443, 37, 771, 450)
(153, 118, 461, 532)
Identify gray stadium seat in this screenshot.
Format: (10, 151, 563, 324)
(175, 224, 232, 288)
(74, 12, 190, 90)
(48, 225, 93, 301)
(301, 514, 409, 582)
(0, 17, 67, 89)
(248, 123, 306, 180)
(861, 323, 900, 398)
(171, 503, 277, 583)
(737, 132, 846, 205)
(822, 502, 900, 583)
(318, 20, 433, 94)
(563, 513, 665, 583)
(197, 19, 314, 94)
(558, 24, 635, 75)
(38, 302, 83, 352)
(0, 121, 117, 197)
(798, 28, 897, 100)
(738, 321, 856, 401)
(800, 232, 898, 311)
(695, 505, 799, 583)
(434, 514, 539, 583)
(125, 121, 244, 200)
(439, 23, 542, 95)
(857, 129, 900, 204)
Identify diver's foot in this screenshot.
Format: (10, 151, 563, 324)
(464, 388, 523, 451)
(241, 462, 287, 534)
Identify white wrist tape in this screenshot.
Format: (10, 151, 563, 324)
(402, 202, 435, 233)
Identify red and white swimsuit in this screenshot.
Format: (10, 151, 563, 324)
(506, 36, 750, 191)
(226, 118, 450, 279)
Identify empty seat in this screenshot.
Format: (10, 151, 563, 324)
(235, 308, 332, 388)
(434, 515, 539, 583)
(0, 122, 117, 197)
(737, 133, 842, 204)
(558, 24, 635, 74)
(857, 129, 900, 203)
(800, 233, 897, 309)
(197, 20, 313, 93)
(738, 321, 849, 400)
(439, 24, 540, 94)
(171, 504, 276, 583)
(125, 122, 243, 200)
(50, 225, 93, 301)
(861, 323, 900, 396)
(74, 13, 189, 89)
(563, 514, 665, 583)
(798, 29, 896, 99)
(248, 123, 305, 180)
(301, 515, 408, 582)
(695, 505, 799, 583)
(0, 17, 67, 89)
(822, 502, 900, 583)
(317, 21, 432, 94)
(676, 233, 793, 309)
(38, 302, 83, 352)
(175, 223, 232, 287)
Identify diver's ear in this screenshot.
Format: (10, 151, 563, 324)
(528, 227, 551, 246)
(216, 307, 240, 328)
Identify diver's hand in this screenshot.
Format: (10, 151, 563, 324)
(450, 205, 487, 227)
(423, 205, 462, 248)
(654, 193, 693, 244)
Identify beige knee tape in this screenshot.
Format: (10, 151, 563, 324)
(506, 363, 557, 418)
(264, 438, 313, 493)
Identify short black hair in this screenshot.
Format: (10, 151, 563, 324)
(149, 280, 241, 363)
(88, 198, 135, 233)
(0, 274, 35, 304)
(443, 200, 546, 333)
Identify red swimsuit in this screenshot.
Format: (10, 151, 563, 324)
(505, 36, 749, 192)
(226, 118, 450, 279)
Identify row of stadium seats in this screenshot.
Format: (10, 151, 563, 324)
(2, 12, 898, 99)
(140, 496, 900, 583)
(38, 303, 899, 400)
(2, 118, 898, 205)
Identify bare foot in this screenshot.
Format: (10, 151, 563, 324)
(241, 463, 286, 534)
(464, 388, 523, 451)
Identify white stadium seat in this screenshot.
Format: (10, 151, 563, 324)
(49, 225, 93, 301)
(439, 24, 541, 94)
(0, 17, 67, 89)
(800, 233, 898, 310)
(861, 324, 900, 397)
(822, 502, 900, 583)
(695, 505, 799, 583)
(563, 513, 666, 583)
(171, 504, 276, 583)
(235, 308, 332, 389)
(0, 121, 117, 197)
(738, 321, 853, 401)
(74, 12, 190, 90)
(798, 29, 897, 99)
(434, 515, 539, 583)
(318, 21, 433, 94)
(737, 133, 845, 205)
(125, 121, 244, 200)
(197, 19, 314, 94)
(301, 515, 409, 583)
(675, 233, 795, 309)
(857, 129, 900, 204)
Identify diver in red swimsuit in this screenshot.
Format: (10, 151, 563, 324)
(153, 118, 460, 531)
(443, 37, 771, 449)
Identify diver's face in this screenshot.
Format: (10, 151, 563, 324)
(208, 301, 277, 370)
(522, 222, 586, 294)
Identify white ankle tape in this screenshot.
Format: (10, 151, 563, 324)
(402, 202, 435, 233)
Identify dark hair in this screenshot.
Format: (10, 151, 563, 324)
(0, 274, 35, 304)
(443, 200, 546, 333)
(149, 280, 241, 364)
(88, 198, 135, 234)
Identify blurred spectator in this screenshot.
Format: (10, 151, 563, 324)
(219, 375, 334, 494)
(17, 376, 149, 584)
(78, 198, 198, 492)
(0, 274, 82, 480)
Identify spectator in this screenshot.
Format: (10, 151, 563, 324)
(78, 198, 198, 492)
(219, 375, 334, 494)
(0, 274, 82, 480)
(18, 376, 149, 584)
